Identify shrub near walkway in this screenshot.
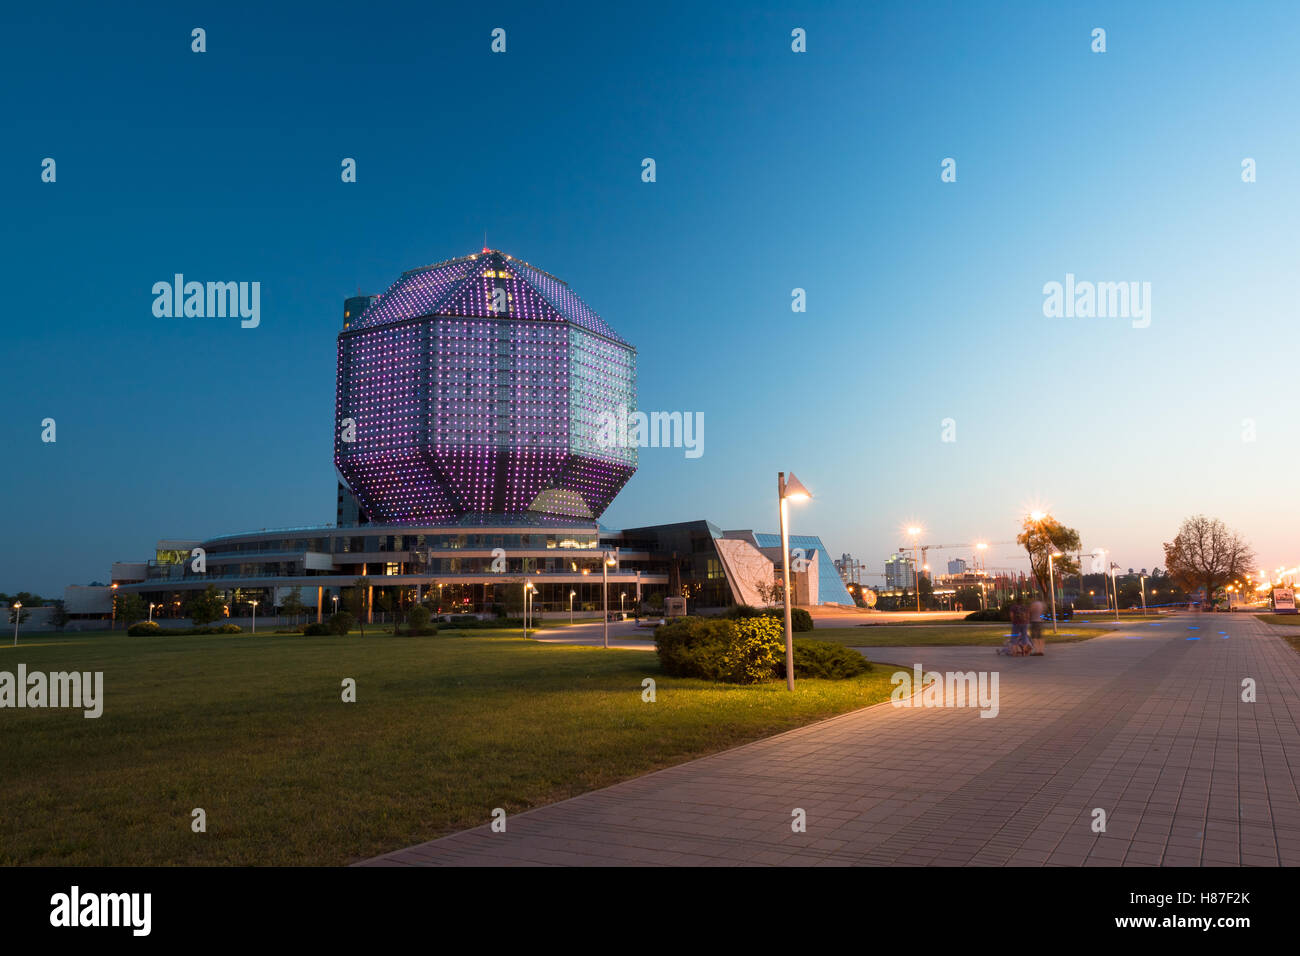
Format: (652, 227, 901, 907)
(809, 625, 1101, 648)
(1, 629, 897, 866)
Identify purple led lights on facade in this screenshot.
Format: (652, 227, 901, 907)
(335, 250, 636, 524)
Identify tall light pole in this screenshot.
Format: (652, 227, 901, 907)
(148, 602, 156, 623)
(111, 583, 119, 630)
(251, 599, 258, 634)
(907, 526, 922, 613)
(332, 594, 339, 617)
(569, 589, 576, 625)
(523, 580, 531, 639)
(620, 592, 626, 618)
(1140, 574, 1148, 615)
(779, 472, 812, 691)
(11, 602, 21, 646)
(602, 551, 617, 649)
(1047, 551, 1061, 634)
(1110, 563, 1120, 621)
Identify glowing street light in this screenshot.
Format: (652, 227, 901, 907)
(602, 551, 617, 648)
(1048, 551, 1062, 634)
(11, 602, 21, 646)
(111, 583, 119, 630)
(569, 589, 576, 625)
(148, 602, 156, 622)
(907, 526, 923, 613)
(779, 472, 813, 691)
(524, 580, 532, 639)
(1110, 563, 1120, 621)
(251, 599, 259, 634)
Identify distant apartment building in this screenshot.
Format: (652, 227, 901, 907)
(885, 553, 916, 589)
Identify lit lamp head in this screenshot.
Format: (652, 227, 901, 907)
(783, 472, 812, 502)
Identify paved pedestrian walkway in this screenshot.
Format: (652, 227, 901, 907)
(358, 613, 1300, 866)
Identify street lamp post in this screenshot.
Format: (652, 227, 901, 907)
(779, 472, 813, 691)
(1140, 575, 1148, 616)
(602, 551, 617, 649)
(251, 600, 258, 634)
(524, 580, 531, 639)
(148, 602, 156, 623)
(111, 583, 119, 630)
(11, 602, 21, 646)
(1111, 564, 1120, 622)
(907, 527, 922, 613)
(620, 592, 626, 618)
(1047, 551, 1062, 634)
(569, 589, 576, 625)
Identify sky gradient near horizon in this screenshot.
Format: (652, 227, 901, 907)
(3, 0, 1299, 594)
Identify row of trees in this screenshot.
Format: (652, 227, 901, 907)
(1013, 512, 1256, 605)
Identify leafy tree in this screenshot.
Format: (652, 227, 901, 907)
(497, 577, 526, 616)
(328, 611, 355, 635)
(280, 589, 306, 624)
(1163, 515, 1256, 602)
(188, 585, 225, 627)
(1018, 515, 1081, 598)
(115, 592, 146, 628)
(374, 590, 393, 623)
(350, 577, 371, 637)
(50, 599, 69, 628)
(7, 604, 30, 626)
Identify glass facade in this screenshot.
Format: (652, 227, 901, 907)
(334, 250, 636, 525)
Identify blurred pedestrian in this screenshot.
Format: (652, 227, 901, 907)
(1028, 597, 1046, 655)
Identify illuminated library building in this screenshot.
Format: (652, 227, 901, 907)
(112, 250, 850, 619)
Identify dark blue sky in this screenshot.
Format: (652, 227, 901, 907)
(4, 1, 1298, 593)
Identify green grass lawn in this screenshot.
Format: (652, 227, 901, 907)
(810, 625, 1102, 647)
(1, 629, 898, 866)
(1259, 614, 1300, 655)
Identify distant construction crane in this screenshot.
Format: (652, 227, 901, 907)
(897, 540, 1019, 572)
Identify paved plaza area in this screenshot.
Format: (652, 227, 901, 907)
(359, 613, 1300, 866)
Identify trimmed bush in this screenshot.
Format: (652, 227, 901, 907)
(725, 616, 785, 683)
(723, 605, 813, 631)
(439, 616, 522, 629)
(786, 639, 871, 679)
(655, 616, 784, 684)
(303, 622, 331, 636)
(327, 611, 355, 635)
(394, 606, 438, 636)
(217, 623, 242, 634)
(127, 621, 161, 636)
(965, 606, 1010, 622)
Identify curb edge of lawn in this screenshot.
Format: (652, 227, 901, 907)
(352, 658, 925, 865)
